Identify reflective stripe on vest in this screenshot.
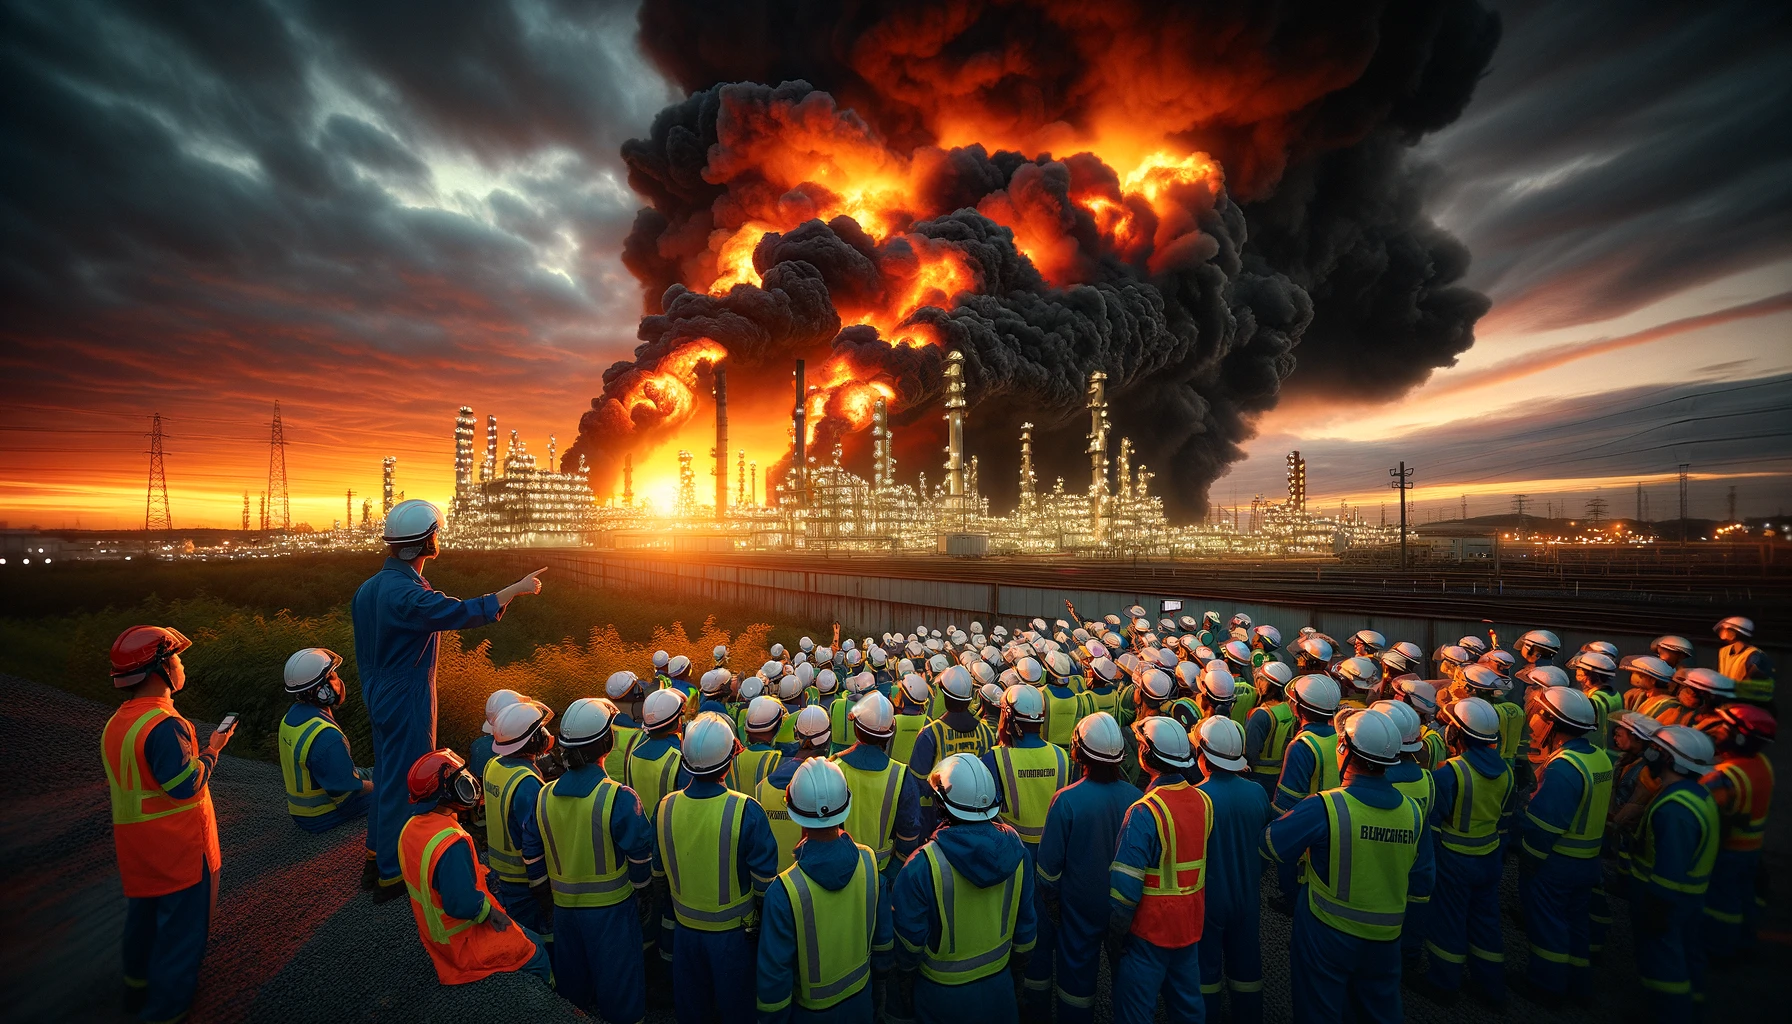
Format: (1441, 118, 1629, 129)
(781, 845, 878, 1009)
(729, 746, 782, 798)
(1718, 645, 1775, 704)
(835, 756, 903, 868)
(891, 714, 926, 764)
(993, 743, 1069, 843)
(1229, 685, 1258, 727)
(1253, 702, 1297, 776)
(1129, 781, 1212, 949)
(1392, 769, 1435, 825)
(1292, 730, 1340, 796)
(607, 726, 642, 782)
(399, 813, 538, 985)
(1043, 688, 1082, 748)
(1420, 728, 1448, 771)
(409, 825, 480, 944)
(279, 715, 349, 817)
(659, 791, 754, 930)
(104, 705, 204, 826)
(1709, 755, 1773, 852)
(922, 719, 997, 766)
(537, 776, 633, 907)
(1494, 702, 1524, 762)
(1306, 790, 1422, 941)
(1084, 687, 1121, 722)
(919, 843, 1024, 985)
(1437, 756, 1512, 854)
(1632, 787, 1720, 895)
(1639, 694, 1678, 722)
(482, 758, 539, 883)
(759, 774, 802, 873)
(630, 743, 684, 826)
(101, 699, 221, 899)
(1548, 747, 1613, 858)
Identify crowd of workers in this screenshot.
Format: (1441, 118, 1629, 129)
(98, 499, 1777, 1024)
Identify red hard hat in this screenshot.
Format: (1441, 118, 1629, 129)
(407, 748, 480, 806)
(1716, 704, 1776, 742)
(110, 625, 192, 687)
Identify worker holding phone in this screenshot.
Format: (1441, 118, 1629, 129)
(353, 499, 548, 902)
(102, 625, 237, 1023)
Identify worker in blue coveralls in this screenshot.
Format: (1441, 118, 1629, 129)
(982, 683, 1069, 1012)
(352, 498, 545, 901)
(1370, 699, 1436, 968)
(1036, 713, 1141, 1024)
(1628, 725, 1720, 1023)
(1194, 716, 1274, 1024)
(1412, 697, 1513, 1007)
(1512, 686, 1610, 1008)
(483, 699, 557, 949)
(1263, 708, 1432, 1024)
(890, 752, 1036, 1024)
(832, 693, 926, 888)
(525, 697, 655, 1023)
(278, 648, 375, 881)
(756, 757, 894, 1024)
(1270, 674, 1342, 908)
(1107, 716, 1211, 1024)
(654, 712, 781, 1024)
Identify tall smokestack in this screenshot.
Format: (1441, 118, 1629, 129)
(736, 449, 746, 508)
(622, 453, 633, 507)
(1087, 371, 1110, 541)
(872, 398, 891, 489)
(483, 414, 498, 482)
(1018, 422, 1036, 515)
(791, 360, 806, 508)
(713, 364, 728, 520)
(454, 406, 475, 502)
(1116, 438, 1133, 502)
(547, 435, 557, 474)
(943, 350, 967, 501)
(1287, 450, 1306, 511)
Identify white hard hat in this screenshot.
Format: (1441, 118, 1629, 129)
(936, 665, 975, 701)
(641, 688, 685, 731)
(1150, 647, 1178, 671)
(1338, 708, 1402, 767)
(1370, 699, 1423, 753)
(1045, 651, 1075, 679)
(799, 636, 814, 653)
(1381, 647, 1415, 674)
(746, 694, 786, 732)
(1652, 635, 1695, 657)
(737, 676, 766, 701)
(1654, 725, 1716, 775)
(1623, 654, 1676, 684)
(681, 712, 740, 774)
(793, 704, 832, 746)
(1391, 640, 1424, 664)
(1534, 686, 1597, 732)
(1255, 661, 1294, 689)
(1073, 712, 1126, 764)
(815, 668, 839, 695)
(769, 643, 787, 659)
(1252, 624, 1283, 650)
(815, 646, 834, 665)
(1002, 683, 1045, 723)
(849, 692, 896, 739)
(700, 668, 731, 695)
(1199, 663, 1237, 703)
(793, 652, 810, 668)
(1519, 664, 1571, 690)
(284, 647, 343, 697)
(667, 654, 691, 679)
(1220, 641, 1252, 668)
(845, 650, 863, 668)
(652, 650, 670, 670)
(605, 671, 643, 701)
(1436, 645, 1473, 668)
(1566, 651, 1617, 678)
(1480, 650, 1516, 677)
(1197, 716, 1249, 771)
(795, 662, 816, 686)
(970, 662, 997, 688)
(1396, 678, 1439, 715)
(1139, 668, 1176, 702)
(979, 681, 1005, 709)
(382, 498, 444, 545)
(760, 659, 783, 679)
(777, 673, 805, 702)
(713, 645, 729, 664)
(1680, 667, 1736, 698)
(1335, 656, 1382, 692)
(1174, 661, 1201, 693)
(925, 638, 943, 654)
(1457, 635, 1488, 658)
(560, 697, 617, 747)
(1460, 664, 1504, 692)
(897, 657, 916, 676)
(1136, 716, 1196, 769)
(1352, 629, 1386, 653)
(1439, 696, 1501, 744)
(482, 688, 524, 734)
(1295, 636, 1333, 663)
(1016, 657, 1045, 685)
(1519, 629, 1561, 656)
(1089, 657, 1120, 683)
(1289, 674, 1341, 716)
(930, 753, 1001, 822)
(786, 757, 852, 828)
(927, 653, 950, 676)
(492, 699, 553, 756)
(1582, 641, 1620, 658)
(845, 671, 876, 695)
(1616, 709, 1665, 741)
(898, 673, 931, 707)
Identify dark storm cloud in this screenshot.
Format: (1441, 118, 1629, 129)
(1422, 0, 1792, 329)
(0, 0, 665, 360)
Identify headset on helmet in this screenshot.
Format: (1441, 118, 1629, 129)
(284, 647, 345, 707)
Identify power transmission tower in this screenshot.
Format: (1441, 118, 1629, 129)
(1586, 496, 1608, 524)
(1727, 485, 1737, 522)
(1389, 462, 1413, 569)
(1511, 493, 1529, 537)
(1635, 481, 1644, 522)
(145, 413, 172, 539)
(267, 403, 290, 530)
(1677, 463, 1690, 535)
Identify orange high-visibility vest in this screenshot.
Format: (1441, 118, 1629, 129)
(1128, 781, 1212, 949)
(1704, 753, 1774, 853)
(399, 811, 539, 985)
(101, 697, 221, 898)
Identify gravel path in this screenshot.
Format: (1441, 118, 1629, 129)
(4, 671, 1782, 1022)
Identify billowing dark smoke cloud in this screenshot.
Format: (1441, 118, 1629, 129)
(567, 0, 1500, 516)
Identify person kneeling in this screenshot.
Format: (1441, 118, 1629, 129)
(279, 648, 376, 888)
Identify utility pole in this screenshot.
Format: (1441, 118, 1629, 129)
(1390, 462, 1413, 569)
(1727, 484, 1737, 523)
(1635, 481, 1644, 523)
(145, 413, 171, 545)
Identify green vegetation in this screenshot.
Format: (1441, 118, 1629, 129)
(0, 553, 794, 763)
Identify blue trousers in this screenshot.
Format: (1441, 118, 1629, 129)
(489, 876, 553, 959)
(1199, 902, 1262, 1024)
(1114, 934, 1203, 1024)
(1703, 849, 1760, 957)
(1053, 906, 1105, 1024)
(672, 924, 755, 1024)
(1402, 896, 1428, 961)
(1637, 895, 1706, 1023)
(1521, 854, 1600, 996)
(123, 861, 216, 1024)
(554, 900, 644, 1023)
(1022, 860, 1055, 1007)
(790, 985, 874, 1022)
(370, 715, 432, 884)
(1424, 846, 1505, 997)
(1290, 891, 1402, 1024)
(917, 970, 1018, 1024)
(513, 925, 556, 986)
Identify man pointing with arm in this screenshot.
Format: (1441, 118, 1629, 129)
(354, 499, 546, 901)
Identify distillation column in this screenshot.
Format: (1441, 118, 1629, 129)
(1087, 370, 1110, 543)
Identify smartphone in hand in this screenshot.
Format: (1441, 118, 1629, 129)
(216, 713, 239, 732)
